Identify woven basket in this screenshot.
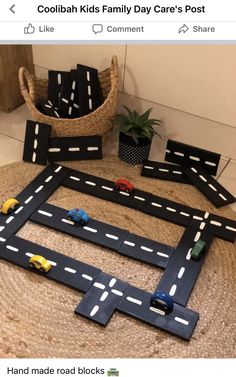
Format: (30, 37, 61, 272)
(19, 55, 119, 137)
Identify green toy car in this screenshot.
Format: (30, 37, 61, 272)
(191, 240, 206, 260)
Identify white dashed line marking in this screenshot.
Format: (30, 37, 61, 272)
(57, 73, 61, 85)
(64, 267, 76, 274)
(86, 71, 90, 81)
(191, 167, 197, 173)
(0, 237, 6, 242)
(219, 194, 227, 201)
(48, 260, 57, 266)
(35, 186, 44, 193)
(69, 147, 80, 152)
(83, 226, 97, 233)
(124, 241, 135, 247)
(105, 234, 119, 240)
(169, 284, 177, 296)
(88, 85, 91, 96)
(6, 245, 18, 252)
(178, 267, 185, 279)
(174, 151, 184, 157)
(140, 246, 153, 253)
(62, 98, 69, 104)
(55, 166, 62, 173)
(82, 274, 93, 281)
(189, 156, 200, 161)
(35, 124, 39, 135)
(85, 181, 96, 186)
(45, 175, 53, 183)
(173, 171, 182, 175)
(87, 147, 99, 151)
(32, 152, 36, 162)
(111, 289, 123, 296)
(90, 305, 99, 317)
(71, 93, 75, 101)
(134, 196, 145, 201)
(199, 175, 207, 182)
(159, 168, 169, 172)
(14, 206, 24, 214)
(194, 231, 201, 242)
(48, 148, 61, 153)
(38, 210, 53, 217)
(204, 212, 209, 219)
(210, 220, 222, 227)
(126, 297, 142, 305)
(6, 216, 14, 224)
(149, 307, 165, 316)
(25, 252, 34, 257)
(24, 196, 33, 204)
(166, 207, 176, 213)
(151, 202, 162, 208)
(205, 161, 216, 166)
(62, 218, 74, 225)
(193, 216, 203, 221)
(0, 226, 5, 232)
(186, 248, 192, 260)
(88, 99, 93, 110)
(226, 226, 236, 232)
(70, 176, 80, 182)
(102, 185, 113, 191)
(33, 139, 38, 149)
(119, 191, 129, 196)
(208, 183, 217, 192)
(200, 222, 206, 230)
(157, 252, 169, 258)
(72, 81, 76, 90)
(109, 278, 116, 287)
(174, 317, 189, 326)
(100, 291, 109, 302)
(144, 166, 154, 170)
(166, 149, 170, 153)
(180, 212, 190, 217)
(94, 282, 105, 290)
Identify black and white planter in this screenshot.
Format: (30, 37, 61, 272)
(118, 132, 152, 165)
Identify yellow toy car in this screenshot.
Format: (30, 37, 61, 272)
(29, 255, 52, 273)
(0, 198, 20, 215)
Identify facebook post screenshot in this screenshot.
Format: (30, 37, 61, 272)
(0, 0, 236, 375)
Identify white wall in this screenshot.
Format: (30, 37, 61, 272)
(32, 44, 236, 158)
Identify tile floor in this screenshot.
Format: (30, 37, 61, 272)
(0, 105, 235, 212)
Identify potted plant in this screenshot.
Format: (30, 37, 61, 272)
(114, 106, 162, 164)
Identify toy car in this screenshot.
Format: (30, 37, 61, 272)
(29, 255, 52, 273)
(114, 178, 134, 193)
(191, 239, 206, 260)
(150, 291, 174, 314)
(0, 198, 20, 215)
(67, 208, 89, 226)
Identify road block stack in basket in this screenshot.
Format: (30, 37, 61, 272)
(19, 55, 119, 137)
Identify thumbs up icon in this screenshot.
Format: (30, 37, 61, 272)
(24, 23, 35, 34)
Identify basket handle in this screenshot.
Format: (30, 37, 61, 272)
(19, 67, 35, 102)
(111, 55, 119, 78)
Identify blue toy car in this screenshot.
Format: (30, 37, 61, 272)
(66, 208, 89, 226)
(150, 291, 174, 314)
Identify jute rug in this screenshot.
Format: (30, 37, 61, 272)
(0, 156, 235, 358)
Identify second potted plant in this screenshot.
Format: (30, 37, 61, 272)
(114, 106, 162, 165)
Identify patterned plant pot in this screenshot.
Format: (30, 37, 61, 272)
(118, 132, 152, 165)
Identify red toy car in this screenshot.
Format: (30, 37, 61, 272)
(114, 178, 134, 193)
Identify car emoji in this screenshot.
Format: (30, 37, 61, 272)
(191, 239, 206, 260)
(0, 198, 20, 215)
(66, 208, 89, 226)
(150, 291, 174, 314)
(29, 255, 52, 273)
(114, 178, 134, 193)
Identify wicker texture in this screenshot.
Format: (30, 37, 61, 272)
(18, 56, 119, 137)
(0, 157, 236, 358)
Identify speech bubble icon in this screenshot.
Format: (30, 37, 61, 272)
(92, 24, 103, 34)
